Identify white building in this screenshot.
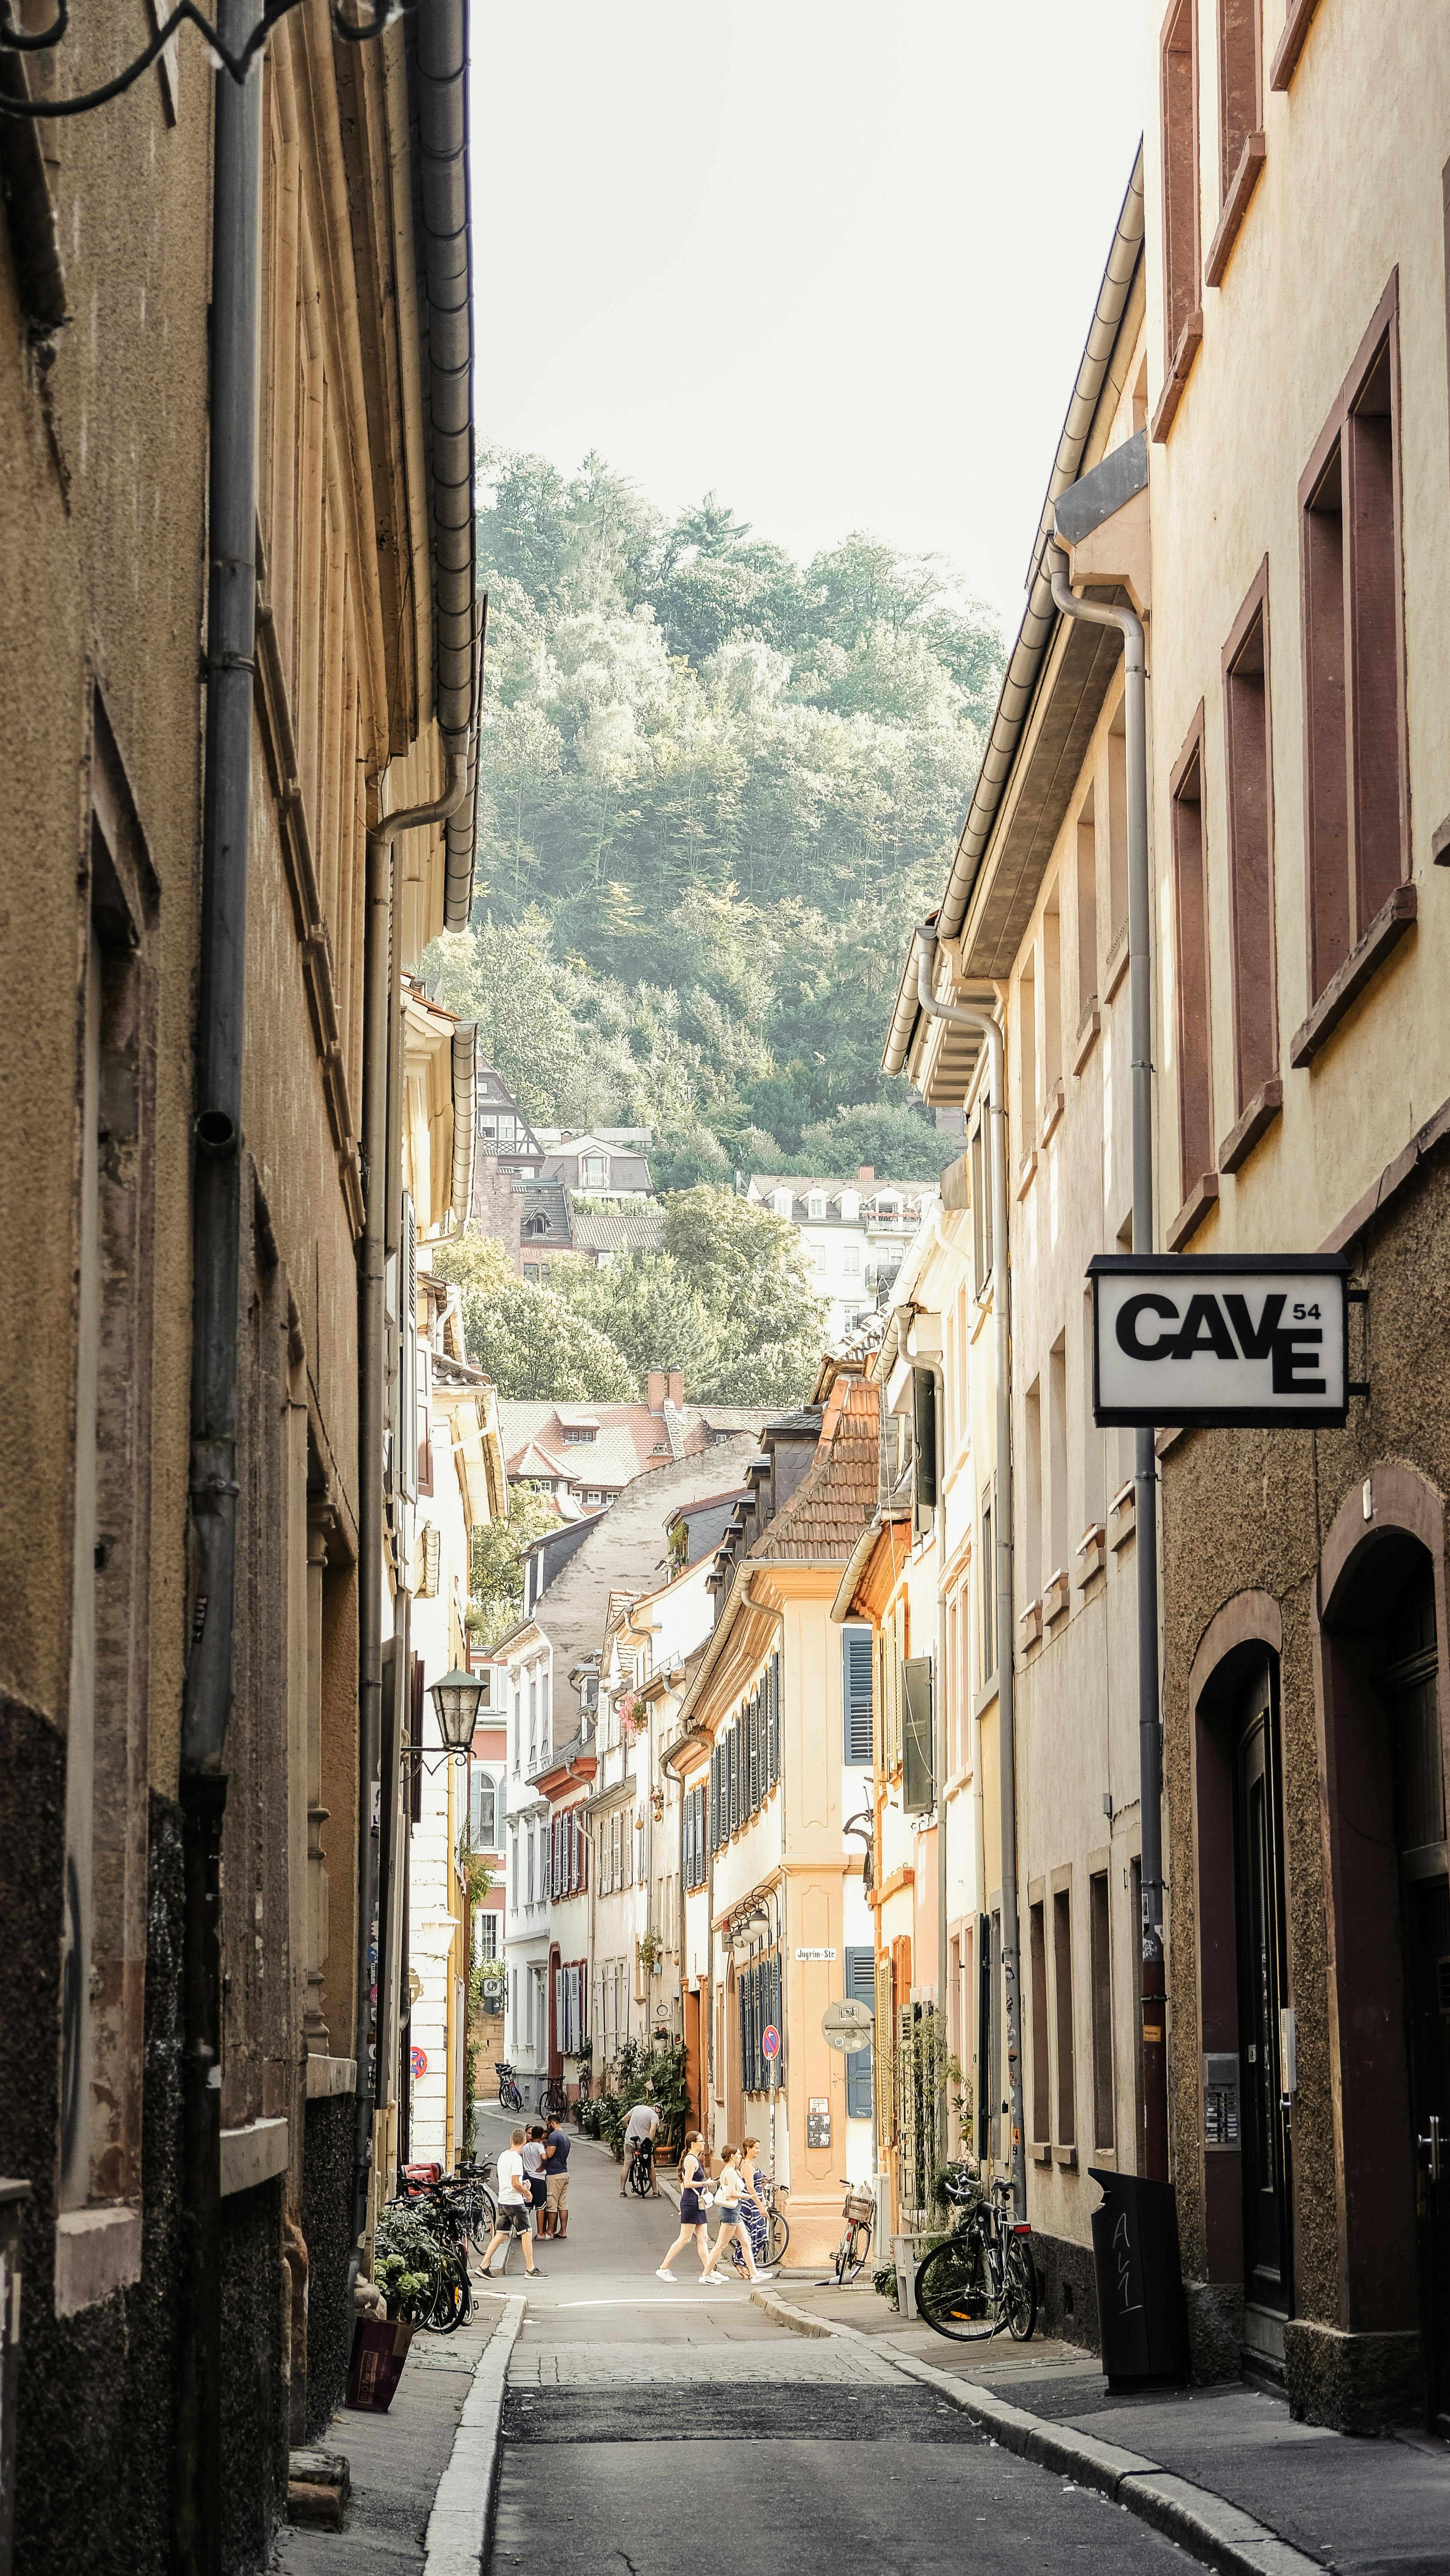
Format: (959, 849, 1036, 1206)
(746, 1169, 941, 1342)
(492, 1614, 555, 2105)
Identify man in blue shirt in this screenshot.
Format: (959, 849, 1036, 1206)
(541, 2115, 571, 2237)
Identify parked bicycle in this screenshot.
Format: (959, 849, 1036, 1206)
(495, 2059, 523, 2111)
(375, 2189, 473, 2334)
(538, 2076, 569, 2122)
(832, 2183, 875, 2285)
(914, 2163, 1037, 2344)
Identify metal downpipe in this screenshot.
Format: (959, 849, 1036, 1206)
(176, 7, 262, 2570)
(913, 936, 1025, 2219)
(1046, 543, 1167, 2183)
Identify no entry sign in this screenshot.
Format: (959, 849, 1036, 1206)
(1089, 1253, 1351, 1430)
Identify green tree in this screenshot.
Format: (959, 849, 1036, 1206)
(794, 1101, 957, 1182)
(660, 1187, 826, 1406)
(432, 1232, 635, 1402)
(550, 1249, 721, 1394)
(468, 1485, 559, 1649)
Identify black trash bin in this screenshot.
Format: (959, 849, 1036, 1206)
(1089, 2166, 1189, 2388)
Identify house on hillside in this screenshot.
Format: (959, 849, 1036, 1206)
(541, 1131, 653, 1198)
(747, 1168, 941, 1341)
(499, 1372, 742, 1518)
(475, 1066, 546, 1172)
(570, 1204, 666, 1268)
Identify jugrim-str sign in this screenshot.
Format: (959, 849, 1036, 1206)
(1089, 1253, 1351, 1430)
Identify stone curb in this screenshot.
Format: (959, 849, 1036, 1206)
(421, 2294, 526, 2576)
(749, 2291, 1322, 2576)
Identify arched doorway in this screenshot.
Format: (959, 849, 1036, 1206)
(1192, 1623, 1293, 2365)
(1322, 1527, 1450, 2429)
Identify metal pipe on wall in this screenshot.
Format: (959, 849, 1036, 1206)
(912, 938, 1026, 2218)
(1046, 542, 1168, 2184)
(177, 6, 263, 2565)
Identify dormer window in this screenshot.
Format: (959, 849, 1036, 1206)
(522, 1212, 549, 1237)
(839, 1190, 860, 1222)
(582, 1152, 607, 1187)
(562, 1426, 597, 1444)
(806, 1191, 826, 1220)
(772, 1188, 793, 1219)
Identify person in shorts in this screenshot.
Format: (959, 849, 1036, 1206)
(522, 2123, 549, 2224)
(476, 2127, 540, 2278)
(619, 2099, 660, 2195)
(542, 2114, 571, 2238)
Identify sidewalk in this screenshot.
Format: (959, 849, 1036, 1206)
(272, 2293, 513, 2575)
(753, 2274, 1450, 2576)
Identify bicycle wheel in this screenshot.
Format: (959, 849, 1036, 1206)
(629, 2153, 652, 2198)
(427, 2246, 471, 2334)
(1003, 2236, 1037, 2341)
(767, 2209, 790, 2268)
(464, 2186, 496, 2254)
(916, 2232, 1000, 2342)
(835, 2219, 871, 2285)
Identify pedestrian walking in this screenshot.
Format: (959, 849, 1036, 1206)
(730, 2135, 770, 2276)
(541, 2110, 571, 2239)
(699, 2145, 772, 2283)
(476, 2127, 541, 2279)
(619, 2097, 660, 2195)
(522, 2122, 549, 2231)
(656, 2132, 711, 2280)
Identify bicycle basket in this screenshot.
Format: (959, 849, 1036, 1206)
(843, 2189, 875, 2225)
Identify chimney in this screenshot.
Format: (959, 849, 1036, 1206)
(667, 1368, 684, 1409)
(647, 1368, 666, 1413)
(858, 1165, 874, 1185)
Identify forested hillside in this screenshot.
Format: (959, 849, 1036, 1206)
(427, 452, 1003, 1185)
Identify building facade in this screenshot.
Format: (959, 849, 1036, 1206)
(747, 1171, 941, 1342)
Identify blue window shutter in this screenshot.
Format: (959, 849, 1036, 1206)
(845, 1944, 874, 2117)
(842, 1625, 874, 1764)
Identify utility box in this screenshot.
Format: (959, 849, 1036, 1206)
(1089, 2167, 1189, 2388)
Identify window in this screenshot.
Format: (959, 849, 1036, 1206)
(1042, 892, 1063, 1117)
(1107, 710, 1129, 954)
(474, 1909, 499, 1964)
(841, 1240, 860, 1279)
(562, 1425, 596, 1444)
(1298, 287, 1408, 1024)
(1222, 566, 1278, 1126)
(1048, 1336, 1068, 1584)
(1030, 1901, 1051, 2145)
(842, 1624, 874, 1763)
(469, 1768, 498, 1849)
(1170, 718, 1214, 1209)
(582, 1152, 607, 1186)
(1217, 0, 1262, 203)
(508, 1827, 517, 1908)
(1082, 1290, 1105, 1531)
(416, 1338, 432, 1495)
(1131, 1855, 1144, 2171)
(1023, 1378, 1042, 1606)
(772, 1188, 793, 1217)
(526, 1827, 535, 1904)
(1160, 0, 1201, 366)
(970, 1110, 994, 1293)
(845, 1948, 875, 2119)
(1075, 787, 1098, 1030)
(1090, 1870, 1115, 2150)
(980, 1494, 996, 1683)
(1017, 951, 1037, 1151)
(839, 1189, 860, 1221)
(902, 1657, 934, 1814)
(1053, 1887, 1077, 2146)
(807, 1191, 826, 1219)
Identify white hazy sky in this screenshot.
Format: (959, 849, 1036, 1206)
(469, 3, 1146, 639)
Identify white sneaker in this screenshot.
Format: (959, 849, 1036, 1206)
(655, 2268, 677, 2282)
(753, 2270, 776, 2281)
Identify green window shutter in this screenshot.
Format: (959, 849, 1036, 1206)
(902, 1655, 934, 1813)
(913, 1367, 937, 1511)
(844, 1945, 874, 2119)
(842, 1624, 874, 1765)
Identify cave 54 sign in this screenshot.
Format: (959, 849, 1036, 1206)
(1089, 1254, 1350, 1429)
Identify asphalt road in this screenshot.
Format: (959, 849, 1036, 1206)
(477, 2111, 1198, 2576)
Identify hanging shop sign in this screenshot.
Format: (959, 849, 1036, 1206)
(821, 1999, 874, 2055)
(1088, 1253, 1351, 1430)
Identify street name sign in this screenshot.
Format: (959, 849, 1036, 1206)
(822, 1998, 873, 2054)
(795, 1946, 837, 1961)
(1089, 1253, 1350, 1429)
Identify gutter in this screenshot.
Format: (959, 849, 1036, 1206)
(882, 143, 1144, 1081)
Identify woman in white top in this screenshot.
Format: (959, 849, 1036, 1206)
(656, 2132, 711, 2280)
(699, 2145, 772, 2284)
(476, 2126, 541, 2279)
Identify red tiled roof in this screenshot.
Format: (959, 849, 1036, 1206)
(748, 1372, 878, 1564)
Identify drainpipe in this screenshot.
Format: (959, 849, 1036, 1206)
(1046, 542, 1168, 2185)
(176, 8, 262, 2568)
(351, 752, 468, 2276)
(912, 936, 1026, 2220)
(905, 1345, 952, 2162)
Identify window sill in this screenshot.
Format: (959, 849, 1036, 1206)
(1104, 927, 1130, 1003)
(1107, 1483, 1136, 1550)
(1031, 2141, 1052, 2165)
(1016, 1147, 1038, 1203)
(1219, 1075, 1283, 1174)
(220, 2115, 289, 2199)
(1151, 309, 1204, 444)
(1054, 2145, 1079, 2171)
(1075, 1523, 1107, 1586)
(1042, 1568, 1070, 1627)
(1205, 130, 1267, 288)
(1288, 883, 1417, 1068)
(1270, 0, 1323, 89)
(1040, 1081, 1065, 1148)
(1166, 1170, 1220, 1251)
(55, 2204, 142, 2317)
(1018, 1597, 1043, 1648)
(1072, 1003, 1100, 1075)
(1090, 2146, 1117, 2170)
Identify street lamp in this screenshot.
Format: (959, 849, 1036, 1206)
(417, 1666, 488, 1765)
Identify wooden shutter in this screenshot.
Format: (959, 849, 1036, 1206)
(842, 1624, 874, 1764)
(845, 1945, 875, 2119)
(769, 1655, 781, 1784)
(902, 1655, 934, 1813)
(875, 1953, 895, 2143)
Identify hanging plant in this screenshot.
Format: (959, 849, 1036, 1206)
(636, 1930, 662, 1973)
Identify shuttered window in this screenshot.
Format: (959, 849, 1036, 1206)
(845, 1945, 875, 2119)
(768, 1655, 781, 1783)
(902, 1655, 934, 1813)
(842, 1624, 874, 1765)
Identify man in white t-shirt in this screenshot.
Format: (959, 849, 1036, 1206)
(477, 2126, 540, 2276)
(619, 2100, 660, 2197)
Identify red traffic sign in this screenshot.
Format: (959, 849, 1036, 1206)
(409, 2046, 428, 2079)
(761, 2024, 781, 2060)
